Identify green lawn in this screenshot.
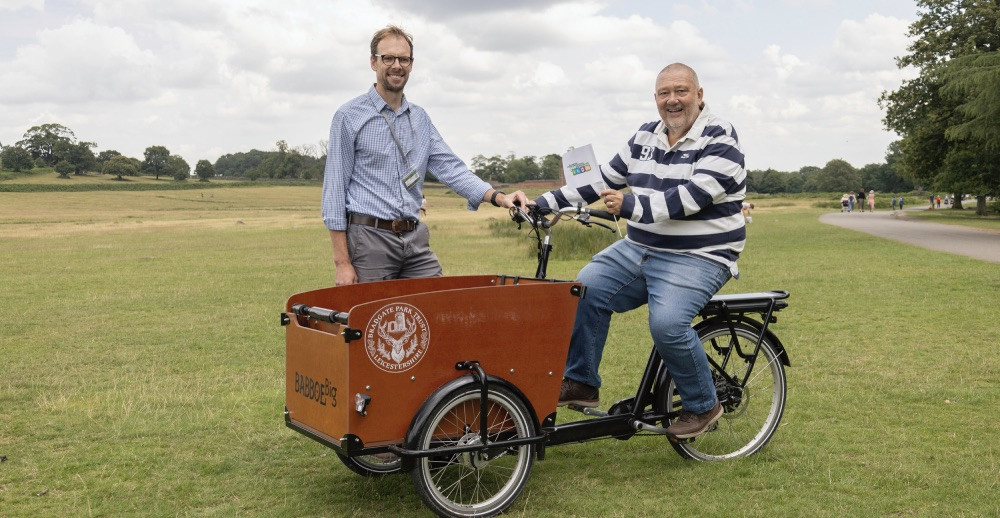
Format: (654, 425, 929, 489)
(1, 186, 998, 516)
(905, 201, 1000, 230)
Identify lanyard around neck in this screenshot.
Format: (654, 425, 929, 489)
(380, 110, 415, 172)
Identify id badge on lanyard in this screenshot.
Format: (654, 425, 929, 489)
(380, 111, 419, 190)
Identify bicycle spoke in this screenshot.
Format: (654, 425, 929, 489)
(664, 323, 786, 461)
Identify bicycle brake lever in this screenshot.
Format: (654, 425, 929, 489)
(588, 221, 615, 232)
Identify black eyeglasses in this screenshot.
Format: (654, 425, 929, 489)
(374, 54, 413, 66)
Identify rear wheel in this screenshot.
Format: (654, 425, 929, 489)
(657, 322, 786, 460)
(410, 383, 535, 517)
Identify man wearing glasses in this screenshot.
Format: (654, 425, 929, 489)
(322, 25, 527, 285)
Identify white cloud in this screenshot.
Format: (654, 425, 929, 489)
(0, 0, 42, 10)
(0, 19, 158, 104)
(831, 14, 912, 72)
(0, 0, 920, 171)
(763, 45, 803, 81)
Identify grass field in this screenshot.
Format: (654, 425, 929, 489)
(2, 185, 998, 517)
(905, 202, 1000, 230)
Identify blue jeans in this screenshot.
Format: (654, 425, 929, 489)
(564, 240, 731, 414)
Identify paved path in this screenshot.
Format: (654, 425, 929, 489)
(819, 207, 1000, 263)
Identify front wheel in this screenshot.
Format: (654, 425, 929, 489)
(657, 321, 787, 461)
(335, 451, 402, 476)
(410, 383, 535, 517)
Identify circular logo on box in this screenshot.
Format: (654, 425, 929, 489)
(364, 303, 430, 373)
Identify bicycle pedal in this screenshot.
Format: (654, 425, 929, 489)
(567, 404, 607, 417)
(666, 422, 718, 443)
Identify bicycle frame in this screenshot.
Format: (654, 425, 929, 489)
(510, 204, 789, 448)
(543, 291, 788, 449)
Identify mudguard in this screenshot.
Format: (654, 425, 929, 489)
(400, 373, 542, 472)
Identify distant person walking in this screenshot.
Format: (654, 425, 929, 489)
(848, 191, 856, 212)
(936, 195, 942, 209)
(867, 190, 875, 212)
(929, 194, 935, 210)
(891, 197, 898, 211)
(898, 196, 905, 211)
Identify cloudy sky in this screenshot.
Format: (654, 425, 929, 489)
(0, 0, 919, 172)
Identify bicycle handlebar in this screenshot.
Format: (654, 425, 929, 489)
(511, 204, 618, 229)
(509, 203, 621, 279)
(291, 303, 349, 324)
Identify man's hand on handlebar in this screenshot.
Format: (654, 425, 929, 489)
(492, 190, 530, 209)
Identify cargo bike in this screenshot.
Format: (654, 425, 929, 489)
(283, 204, 791, 517)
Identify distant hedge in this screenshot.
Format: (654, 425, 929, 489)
(0, 180, 318, 192)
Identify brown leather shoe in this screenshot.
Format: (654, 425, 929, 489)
(666, 401, 723, 439)
(557, 379, 599, 408)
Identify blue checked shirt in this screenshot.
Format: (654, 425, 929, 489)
(322, 86, 492, 231)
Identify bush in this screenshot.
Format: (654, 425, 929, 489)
(54, 160, 73, 178)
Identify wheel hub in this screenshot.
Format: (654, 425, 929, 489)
(456, 433, 488, 468)
(717, 382, 749, 418)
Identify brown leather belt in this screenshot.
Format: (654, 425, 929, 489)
(349, 213, 419, 233)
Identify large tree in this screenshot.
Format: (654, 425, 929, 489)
(539, 154, 563, 181)
(168, 155, 191, 181)
(16, 123, 77, 166)
(470, 154, 511, 183)
(880, 0, 1000, 212)
(103, 154, 139, 181)
(142, 145, 171, 180)
(195, 159, 215, 181)
(747, 168, 788, 194)
(54, 160, 74, 178)
(1, 145, 34, 172)
(939, 51, 1000, 214)
(815, 159, 861, 193)
(96, 149, 122, 171)
(506, 155, 541, 183)
(65, 141, 97, 175)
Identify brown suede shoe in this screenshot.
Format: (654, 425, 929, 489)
(557, 379, 599, 408)
(666, 401, 723, 439)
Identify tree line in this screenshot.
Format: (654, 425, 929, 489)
(0, 121, 917, 194)
(0, 123, 221, 182)
(0, 123, 337, 182)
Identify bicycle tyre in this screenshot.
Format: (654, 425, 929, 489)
(657, 321, 787, 460)
(335, 451, 402, 477)
(410, 383, 535, 517)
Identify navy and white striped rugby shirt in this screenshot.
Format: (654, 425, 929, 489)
(536, 105, 747, 276)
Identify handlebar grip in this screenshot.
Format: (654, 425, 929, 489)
(291, 303, 349, 324)
(587, 209, 616, 221)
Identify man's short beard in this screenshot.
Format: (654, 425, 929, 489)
(380, 76, 407, 93)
